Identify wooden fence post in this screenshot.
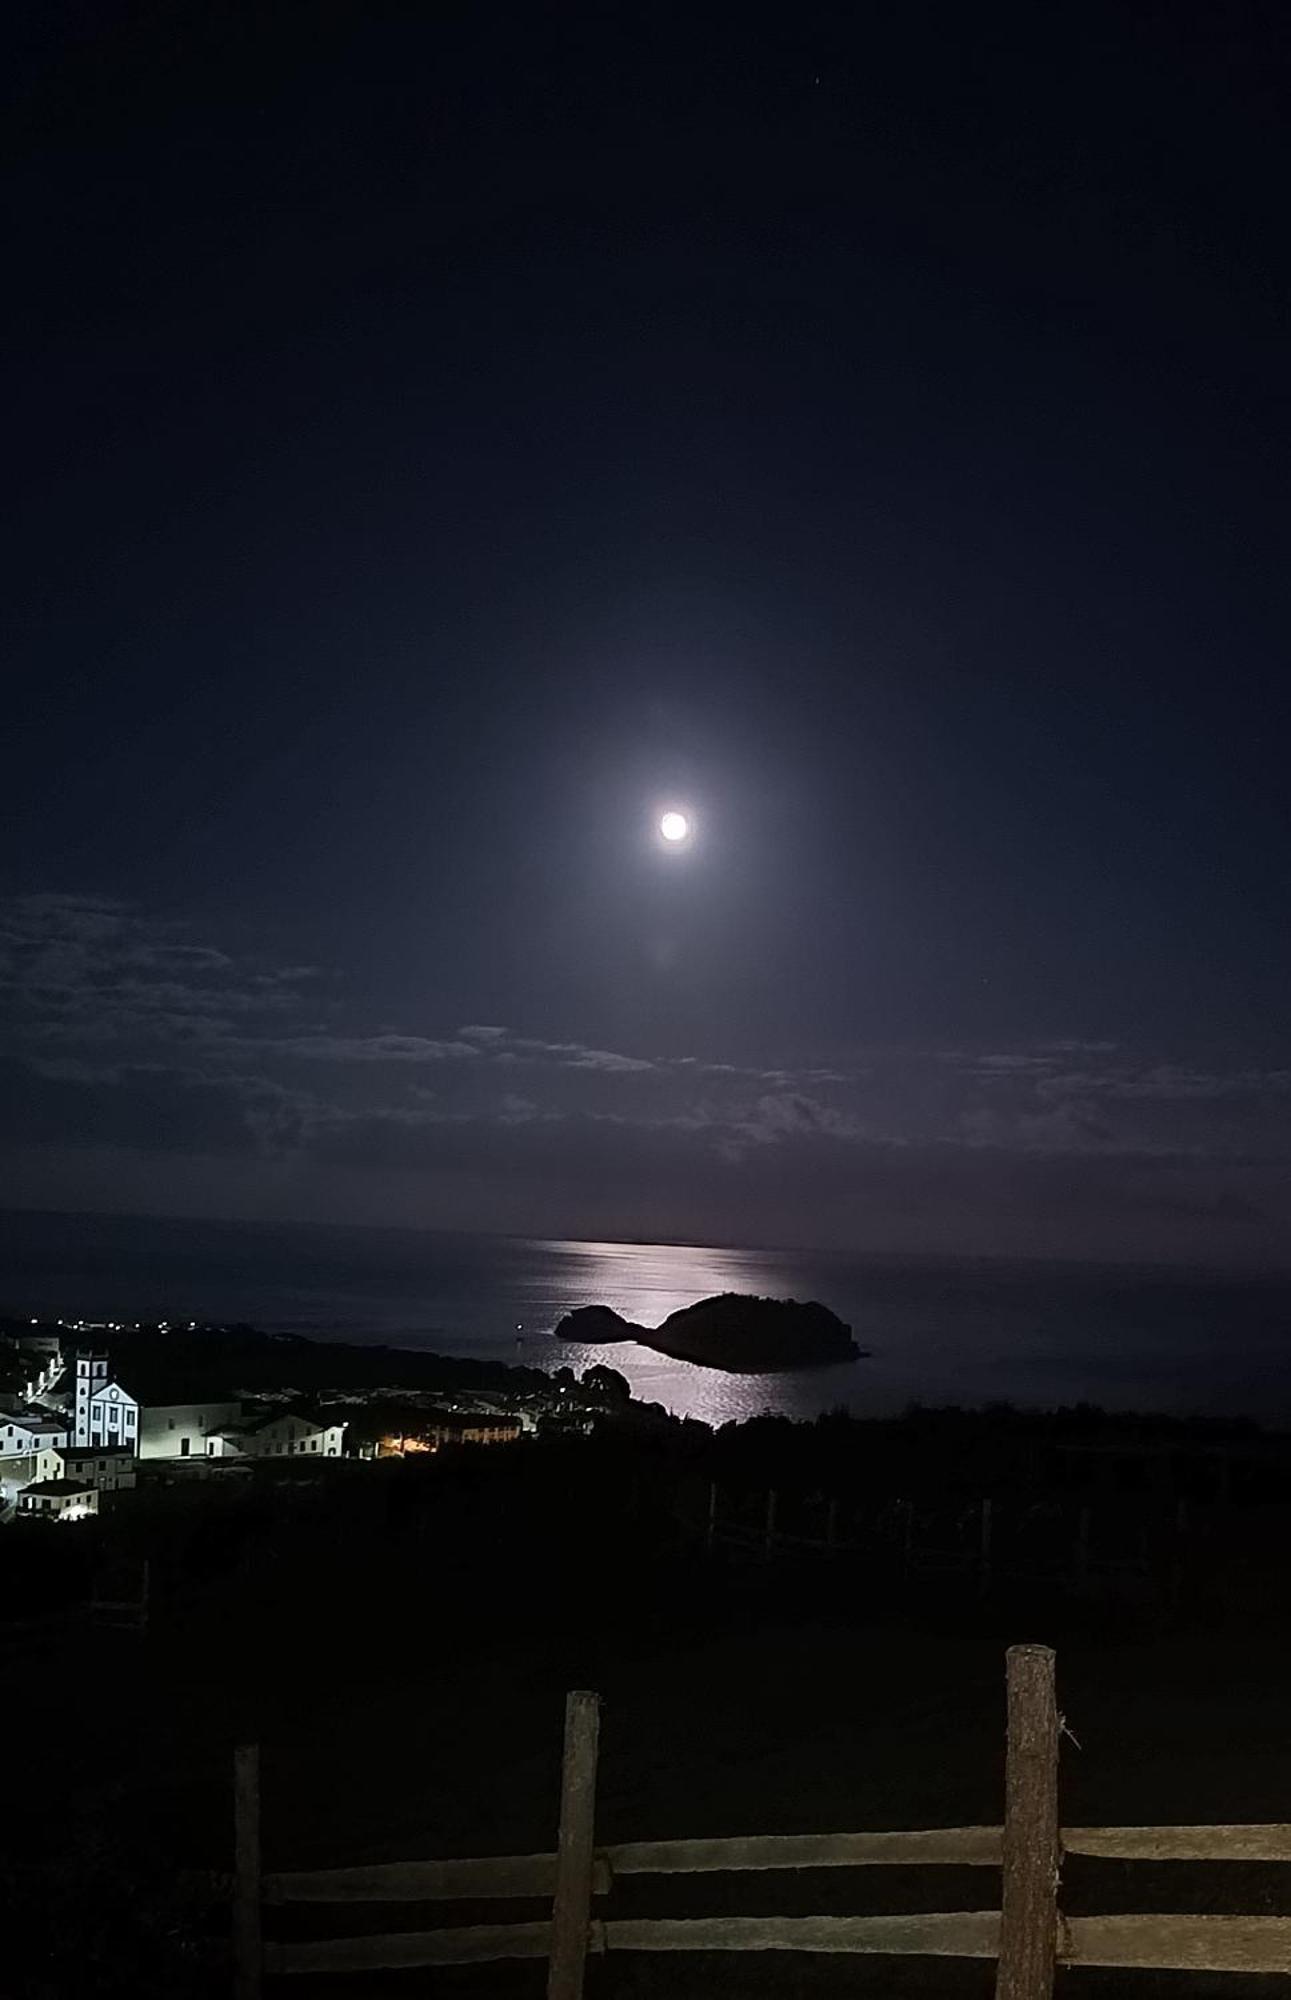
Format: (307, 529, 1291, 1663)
(995, 1644, 1059, 2000)
(1074, 1507, 1091, 1587)
(978, 1499, 994, 1596)
(547, 1691, 601, 2000)
(1170, 1496, 1188, 1610)
(764, 1489, 778, 1560)
(234, 1744, 262, 2000)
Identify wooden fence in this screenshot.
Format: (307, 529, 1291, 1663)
(230, 1644, 1291, 1997)
(90, 1556, 150, 1632)
(697, 1482, 1192, 1595)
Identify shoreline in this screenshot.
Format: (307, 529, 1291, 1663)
(5, 1312, 1286, 1441)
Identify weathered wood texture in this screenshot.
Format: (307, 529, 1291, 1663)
(268, 1912, 1002, 1972)
(1063, 1915, 1291, 1973)
(546, 1690, 600, 2000)
(607, 1827, 1004, 1873)
(1065, 1824, 1291, 1862)
(603, 1912, 1002, 1957)
(266, 1853, 611, 1902)
(267, 1921, 553, 1973)
(995, 1644, 1060, 2000)
(233, 1745, 262, 2000)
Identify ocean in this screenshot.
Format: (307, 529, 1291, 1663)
(2, 1207, 1289, 1427)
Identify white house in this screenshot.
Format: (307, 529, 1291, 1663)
(74, 1354, 139, 1453)
(215, 1410, 347, 1459)
(17, 1479, 98, 1522)
(0, 1414, 69, 1457)
(36, 1444, 137, 1495)
(138, 1401, 243, 1461)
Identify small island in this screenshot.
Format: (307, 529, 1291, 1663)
(554, 1292, 863, 1373)
(551, 1303, 649, 1345)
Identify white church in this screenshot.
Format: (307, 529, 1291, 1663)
(72, 1353, 140, 1450)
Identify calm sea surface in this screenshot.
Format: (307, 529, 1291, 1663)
(3, 1209, 1290, 1426)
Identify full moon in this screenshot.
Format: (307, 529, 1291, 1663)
(659, 811, 689, 843)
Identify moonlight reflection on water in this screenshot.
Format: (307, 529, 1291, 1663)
(519, 1236, 872, 1426)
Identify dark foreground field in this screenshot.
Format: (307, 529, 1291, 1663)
(8, 1427, 1291, 1998)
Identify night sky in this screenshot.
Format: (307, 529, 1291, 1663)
(5, 4, 1290, 1264)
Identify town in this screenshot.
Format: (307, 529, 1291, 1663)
(0, 1316, 632, 1524)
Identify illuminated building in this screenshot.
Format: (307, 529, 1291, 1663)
(16, 1479, 99, 1522)
(213, 1410, 347, 1459)
(73, 1354, 139, 1452)
(138, 1400, 243, 1460)
(38, 1444, 137, 1494)
(375, 1414, 523, 1455)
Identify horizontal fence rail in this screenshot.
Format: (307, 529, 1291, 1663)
(266, 1911, 1005, 1975)
(1065, 1823, 1291, 1862)
(262, 1820, 1291, 1903)
(601, 1913, 1000, 1958)
(267, 1923, 553, 1975)
(266, 1853, 611, 1902)
(1063, 1916, 1291, 1974)
(263, 1912, 1291, 1978)
(608, 1826, 1003, 1873)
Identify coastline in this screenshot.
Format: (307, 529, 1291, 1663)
(5, 1206, 1291, 1427)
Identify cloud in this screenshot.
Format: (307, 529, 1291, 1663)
(268, 1033, 481, 1064)
(4, 891, 1291, 1262)
(0, 894, 318, 1052)
(26, 1055, 126, 1086)
(959, 1101, 1116, 1155)
(1069, 1063, 1291, 1103)
(728, 1090, 873, 1149)
(971, 1053, 1062, 1075)
(466, 1031, 657, 1074)
(3, 1056, 314, 1160)
(560, 1045, 656, 1074)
